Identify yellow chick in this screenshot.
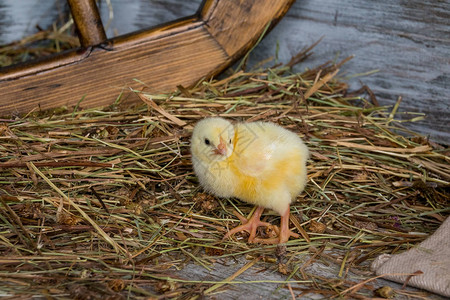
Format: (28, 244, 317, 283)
(191, 117, 309, 244)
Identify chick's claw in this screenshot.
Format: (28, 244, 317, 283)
(254, 210, 300, 244)
(224, 206, 275, 242)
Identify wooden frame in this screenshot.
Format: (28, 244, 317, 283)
(0, 0, 294, 116)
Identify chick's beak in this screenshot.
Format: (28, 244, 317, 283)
(213, 137, 227, 156)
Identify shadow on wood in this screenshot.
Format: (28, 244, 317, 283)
(0, 0, 294, 116)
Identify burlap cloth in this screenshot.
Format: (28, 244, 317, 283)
(371, 217, 450, 297)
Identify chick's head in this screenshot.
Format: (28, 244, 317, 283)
(191, 117, 235, 163)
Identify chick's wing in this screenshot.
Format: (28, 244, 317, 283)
(233, 122, 287, 178)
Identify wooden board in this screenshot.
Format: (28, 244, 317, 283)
(0, 0, 448, 144)
(175, 256, 447, 299)
(202, 1, 293, 56)
(0, 2, 448, 299)
(252, 0, 450, 144)
(0, 23, 226, 113)
(0, 0, 294, 115)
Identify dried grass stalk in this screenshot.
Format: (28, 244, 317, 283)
(0, 42, 448, 299)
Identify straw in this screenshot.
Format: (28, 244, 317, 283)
(0, 32, 448, 299)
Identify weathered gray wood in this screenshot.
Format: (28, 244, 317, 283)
(0, 2, 448, 298)
(0, 0, 448, 143)
(253, 0, 450, 144)
(174, 256, 446, 299)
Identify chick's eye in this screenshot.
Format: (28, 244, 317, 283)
(229, 139, 232, 144)
(204, 138, 210, 145)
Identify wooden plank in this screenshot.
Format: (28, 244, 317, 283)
(203, 0, 295, 57)
(0, 23, 226, 114)
(175, 256, 447, 300)
(250, 0, 450, 144)
(0, 0, 447, 143)
(0, 0, 294, 116)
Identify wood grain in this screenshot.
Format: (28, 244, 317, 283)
(0, 0, 294, 116)
(2, 0, 446, 143)
(67, 0, 107, 47)
(251, 0, 450, 143)
(0, 24, 225, 113)
(203, 0, 295, 56)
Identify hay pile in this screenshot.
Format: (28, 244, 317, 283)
(0, 24, 78, 67)
(0, 49, 449, 299)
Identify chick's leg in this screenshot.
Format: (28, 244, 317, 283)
(278, 208, 300, 243)
(223, 206, 274, 242)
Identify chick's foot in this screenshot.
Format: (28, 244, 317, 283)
(253, 209, 300, 244)
(223, 206, 275, 242)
